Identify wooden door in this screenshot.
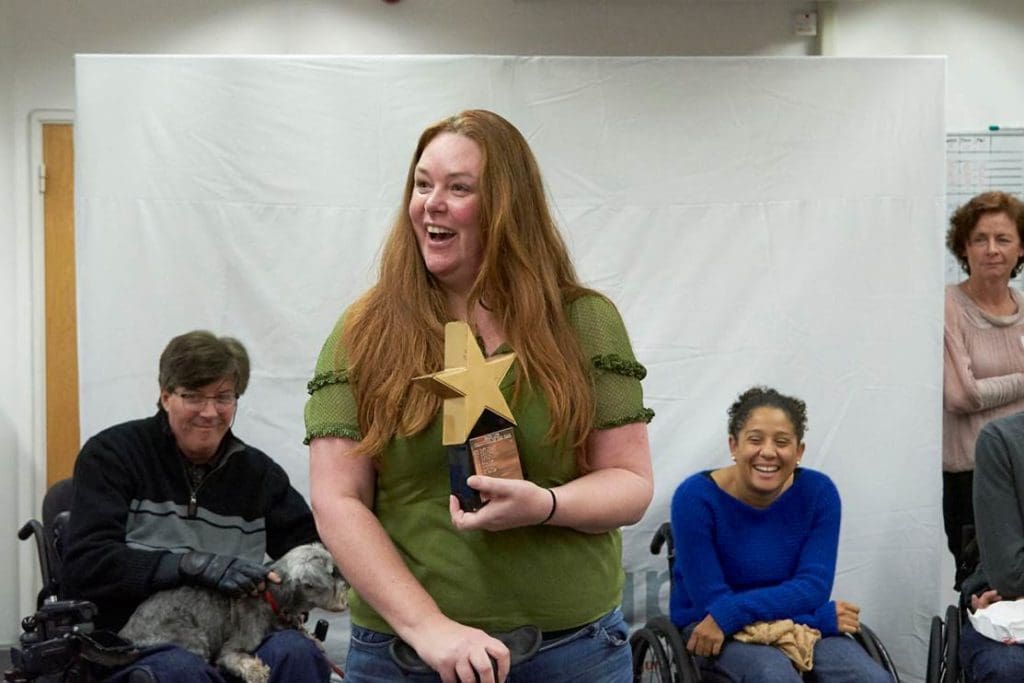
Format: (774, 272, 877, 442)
(42, 123, 79, 486)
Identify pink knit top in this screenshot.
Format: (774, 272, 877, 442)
(944, 284, 1024, 472)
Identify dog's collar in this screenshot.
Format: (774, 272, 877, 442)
(262, 590, 281, 616)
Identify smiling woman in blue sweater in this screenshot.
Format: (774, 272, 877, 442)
(669, 386, 889, 682)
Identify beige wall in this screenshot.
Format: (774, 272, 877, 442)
(833, 0, 1024, 131)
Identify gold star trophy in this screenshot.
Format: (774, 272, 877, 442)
(412, 321, 522, 511)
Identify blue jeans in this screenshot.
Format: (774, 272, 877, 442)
(692, 635, 891, 682)
(103, 630, 330, 682)
(960, 619, 1024, 683)
(345, 608, 631, 682)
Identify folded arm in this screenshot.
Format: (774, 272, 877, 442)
(943, 304, 1024, 414)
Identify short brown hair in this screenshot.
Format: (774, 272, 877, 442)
(158, 331, 250, 398)
(946, 191, 1024, 277)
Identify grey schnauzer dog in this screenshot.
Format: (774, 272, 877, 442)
(120, 543, 347, 683)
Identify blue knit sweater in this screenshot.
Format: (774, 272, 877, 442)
(669, 468, 841, 637)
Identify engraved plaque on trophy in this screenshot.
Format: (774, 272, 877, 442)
(412, 321, 522, 511)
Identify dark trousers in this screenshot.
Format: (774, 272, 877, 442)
(103, 630, 330, 683)
(960, 619, 1024, 683)
(943, 470, 975, 589)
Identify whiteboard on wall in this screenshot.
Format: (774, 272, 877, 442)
(75, 55, 945, 682)
(946, 130, 1024, 284)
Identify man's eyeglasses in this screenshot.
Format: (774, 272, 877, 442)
(174, 391, 238, 410)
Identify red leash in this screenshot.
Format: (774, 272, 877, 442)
(261, 589, 281, 615)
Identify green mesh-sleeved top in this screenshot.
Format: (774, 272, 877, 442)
(304, 294, 654, 633)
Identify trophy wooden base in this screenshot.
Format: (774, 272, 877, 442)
(449, 411, 522, 511)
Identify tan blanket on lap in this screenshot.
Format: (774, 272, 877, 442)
(733, 620, 822, 672)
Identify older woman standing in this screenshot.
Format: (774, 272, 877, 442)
(944, 191, 1024, 586)
(306, 110, 654, 683)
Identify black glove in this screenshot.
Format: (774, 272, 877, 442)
(176, 551, 270, 597)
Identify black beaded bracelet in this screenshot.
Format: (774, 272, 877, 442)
(541, 488, 557, 525)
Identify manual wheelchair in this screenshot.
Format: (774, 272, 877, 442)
(927, 602, 967, 683)
(630, 522, 901, 682)
(926, 525, 981, 683)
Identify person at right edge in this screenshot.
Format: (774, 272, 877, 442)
(943, 191, 1024, 588)
(304, 109, 654, 683)
(959, 411, 1024, 682)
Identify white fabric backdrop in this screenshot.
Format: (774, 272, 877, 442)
(75, 55, 945, 681)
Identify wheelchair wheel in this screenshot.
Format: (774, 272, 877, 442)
(944, 604, 960, 683)
(858, 623, 900, 682)
(644, 615, 700, 683)
(631, 626, 672, 682)
(927, 614, 943, 683)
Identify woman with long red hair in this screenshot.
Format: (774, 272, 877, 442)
(306, 110, 654, 683)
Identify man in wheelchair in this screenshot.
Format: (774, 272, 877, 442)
(11, 331, 327, 683)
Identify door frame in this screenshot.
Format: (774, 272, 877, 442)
(21, 108, 75, 620)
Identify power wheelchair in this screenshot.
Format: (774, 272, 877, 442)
(5, 478, 334, 682)
(5, 478, 139, 682)
(630, 522, 901, 682)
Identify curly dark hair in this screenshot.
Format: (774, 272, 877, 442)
(946, 191, 1024, 277)
(727, 386, 808, 442)
(157, 330, 250, 408)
